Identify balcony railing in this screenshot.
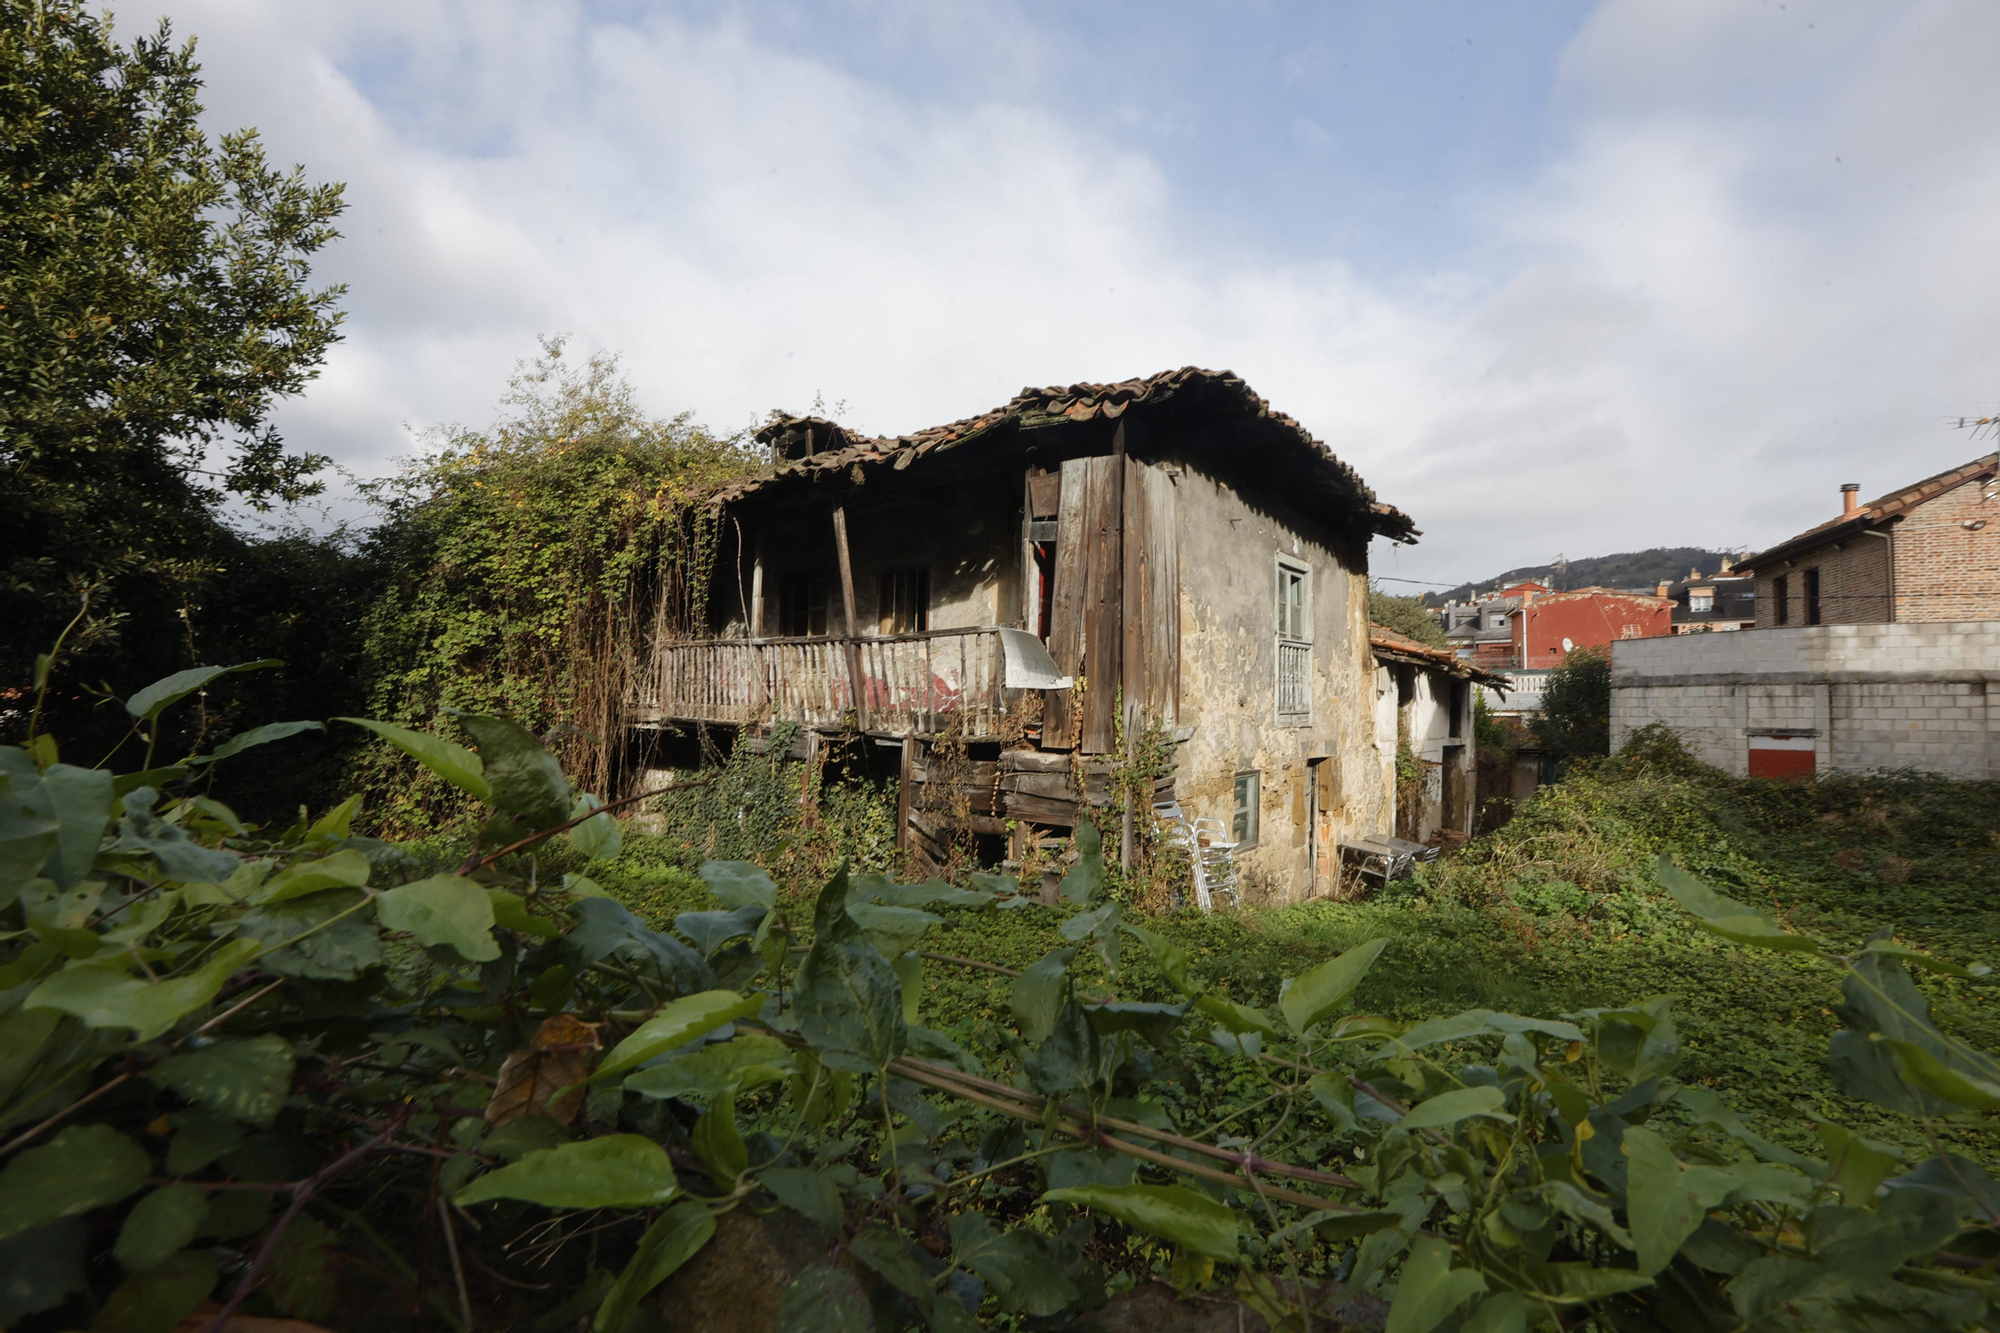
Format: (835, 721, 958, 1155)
(630, 626, 1015, 738)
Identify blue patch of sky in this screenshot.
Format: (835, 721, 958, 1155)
(338, 1, 1596, 281)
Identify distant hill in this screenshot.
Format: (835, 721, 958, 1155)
(1417, 547, 1740, 606)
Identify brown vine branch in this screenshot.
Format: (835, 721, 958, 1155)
(457, 775, 714, 874)
(203, 1109, 413, 1333)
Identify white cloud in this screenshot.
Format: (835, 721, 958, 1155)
(144, 0, 2000, 582)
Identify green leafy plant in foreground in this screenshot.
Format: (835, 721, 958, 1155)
(4, 666, 2000, 1331)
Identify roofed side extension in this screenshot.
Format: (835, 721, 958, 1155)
(1740, 453, 1999, 572)
(1369, 624, 1511, 688)
(722, 366, 1418, 544)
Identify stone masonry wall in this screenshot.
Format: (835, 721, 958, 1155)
(1609, 622, 2000, 779)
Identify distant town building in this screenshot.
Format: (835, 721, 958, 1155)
(1738, 457, 2000, 626)
(1659, 559, 1756, 633)
(1511, 587, 1673, 667)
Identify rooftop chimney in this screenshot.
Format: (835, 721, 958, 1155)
(1841, 482, 1860, 517)
(1719, 555, 1733, 574)
(1655, 580, 1671, 597)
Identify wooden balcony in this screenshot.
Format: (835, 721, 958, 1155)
(630, 626, 1037, 739)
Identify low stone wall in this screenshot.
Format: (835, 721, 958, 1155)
(1609, 623, 2000, 779)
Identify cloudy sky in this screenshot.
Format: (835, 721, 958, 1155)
(135, 0, 1999, 584)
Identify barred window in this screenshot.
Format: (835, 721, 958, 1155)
(1276, 559, 1311, 719)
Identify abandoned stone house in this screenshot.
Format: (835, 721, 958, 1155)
(627, 367, 1469, 904)
(1369, 626, 1508, 844)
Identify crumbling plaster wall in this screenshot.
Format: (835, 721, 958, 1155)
(1167, 456, 1383, 904)
(1377, 665, 1467, 842)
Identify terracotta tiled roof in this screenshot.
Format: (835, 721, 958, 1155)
(1740, 453, 1999, 571)
(718, 366, 1418, 543)
(1369, 624, 1511, 688)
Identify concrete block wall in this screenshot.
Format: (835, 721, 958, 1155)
(1610, 623, 2000, 779)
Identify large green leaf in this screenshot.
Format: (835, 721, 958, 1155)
(1520, 1263, 1654, 1304)
(0, 780, 60, 895)
(623, 1034, 792, 1105)
(777, 1263, 872, 1333)
(13, 763, 111, 890)
(149, 1035, 294, 1126)
(1009, 946, 1077, 1044)
(691, 1093, 749, 1186)
(126, 661, 279, 724)
(1124, 922, 1196, 994)
(1887, 1040, 2000, 1110)
(1657, 859, 1819, 952)
(0, 1124, 150, 1242)
(947, 1211, 1079, 1316)
(1828, 947, 2000, 1116)
(455, 1135, 679, 1209)
(795, 870, 906, 1072)
(1281, 936, 1389, 1034)
(1386, 1235, 1488, 1333)
(234, 889, 383, 980)
(334, 718, 490, 801)
(846, 902, 941, 958)
(567, 897, 715, 995)
(593, 989, 768, 1085)
(697, 861, 778, 910)
(1400, 1085, 1513, 1131)
(375, 873, 499, 962)
(108, 788, 239, 884)
(567, 793, 623, 861)
(848, 1227, 934, 1308)
(113, 1185, 210, 1273)
(1585, 997, 1680, 1084)
(25, 938, 261, 1041)
(1375, 1009, 1583, 1058)
(1860, 937, 1992, 979)
(1623, 1126, 1739, 1274)
(1041, 1182, 1239, 1261)
(192, 721, 327, 765)
(1026, 995, 1102, 1094)
(455, 713, 569, 828)
(1192, 992, 1281, 1039)
(1058, 815, 1104, 904)
(0, 1217, 87, 1325)
(92, 1248, 217, 1333)
(254, 849, 372, 905)
(760, 1166, 843, 1233)
(593, 1201, 715, 1333)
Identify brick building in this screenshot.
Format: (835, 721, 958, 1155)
(1609, 622, 2000, 780)
(1739, 455, 2000, 626)
(1511, 587, 1673, 668)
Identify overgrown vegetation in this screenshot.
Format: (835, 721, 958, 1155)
(349, 340, 758, 831)
(8, 646, 2000, 1332)
(1367, 588, 1451, 649)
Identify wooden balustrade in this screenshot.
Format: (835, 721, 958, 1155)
(629, 626, 1011, 738)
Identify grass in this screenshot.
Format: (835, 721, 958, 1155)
(590, 727, 2000, 1162)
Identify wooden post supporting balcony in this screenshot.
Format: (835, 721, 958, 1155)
(831, 503, 869, 729)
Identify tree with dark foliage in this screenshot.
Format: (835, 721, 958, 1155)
(1, 1, 347, 748)
(1533, 643, 1611, 766)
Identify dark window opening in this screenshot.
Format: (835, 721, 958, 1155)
(1449, 680, 1467, 738)
(1773, 574, 1790, 626)
(1803, 568, 1822, 625)
(1034, 541, 1056, 640)
(1232, 771, 1260, 846)
(878, 568, 930, 634)
(778, 572, 828, 637)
